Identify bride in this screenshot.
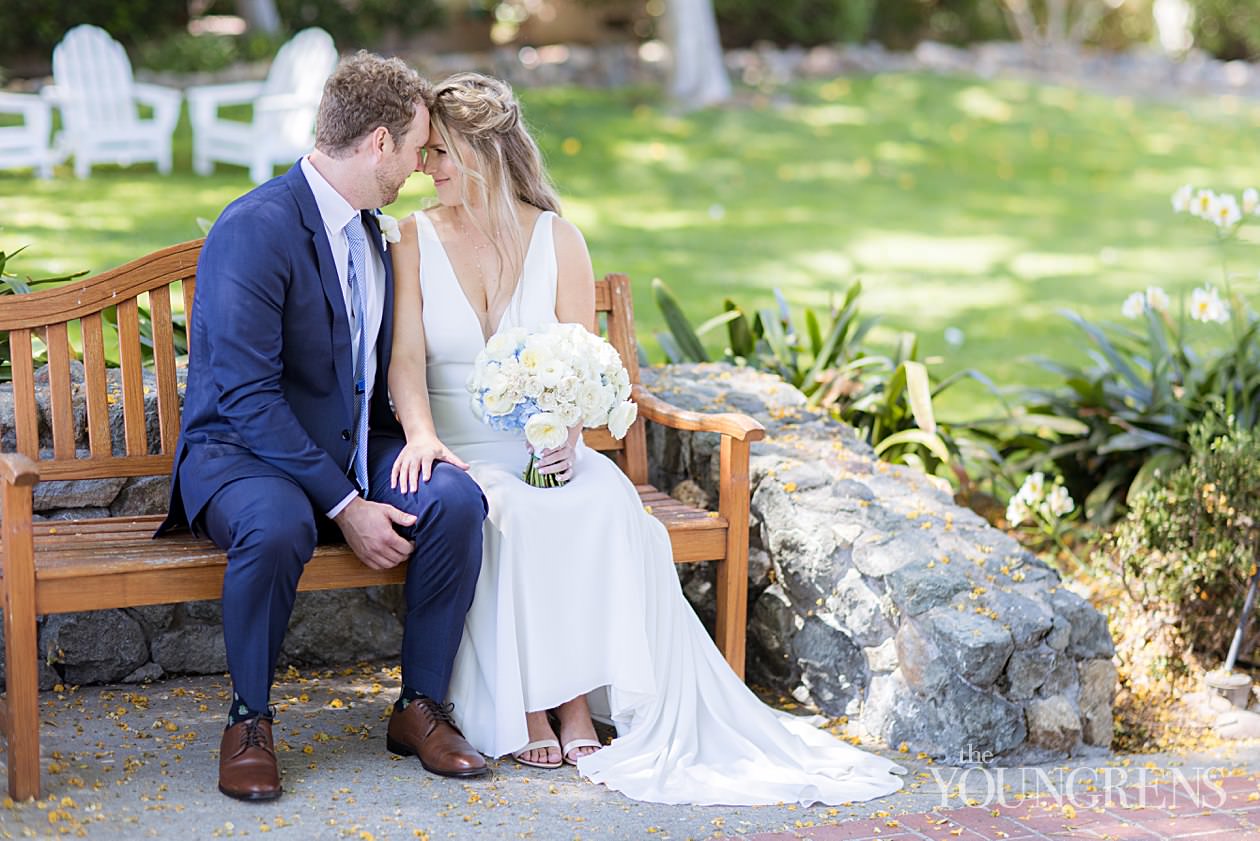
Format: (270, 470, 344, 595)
(386, 71, 904, 806)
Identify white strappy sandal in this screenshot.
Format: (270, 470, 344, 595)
(512, 739, 562, 770)
(562, 738, 601, 766)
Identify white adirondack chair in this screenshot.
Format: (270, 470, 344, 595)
(40, 25, 182, 179)
(188, 28, 338, 184)
(0, 92, 57, 178)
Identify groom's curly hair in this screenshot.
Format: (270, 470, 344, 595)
(316, 51, 433, 157)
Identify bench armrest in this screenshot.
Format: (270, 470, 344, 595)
(631, 384, 765, 443)
(0, 453, 39, 487)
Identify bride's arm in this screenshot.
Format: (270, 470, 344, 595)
(535, 215, 598, 482)
(388, 214, 469, 492)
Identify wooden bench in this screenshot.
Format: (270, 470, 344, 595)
(0, 238, 765, 799)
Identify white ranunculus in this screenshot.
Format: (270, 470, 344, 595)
(524, 412, 568, 451)
(1121, 291, 1145, 320)
(607, 400, 638, 439)
(483, 388, 516, 416)
(557, 402, 583, 427)
(536, 358, 565, 388)
(1190, 285, 1230, 323)
(575, 381, 607, 421)
(522, 375, 544, 398)
(1171, 184, 1193, 213)
(1145, 286, 1169, 313)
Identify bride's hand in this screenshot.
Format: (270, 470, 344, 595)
(391, 436, 470, 493)
(530, 424, 582, 483)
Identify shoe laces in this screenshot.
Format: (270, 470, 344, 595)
(240, 716, 271, 751)
(415, 697, 457, 725)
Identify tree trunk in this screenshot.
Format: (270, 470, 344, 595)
(664, 0, 731, 110)
(236, 0, 282, 35)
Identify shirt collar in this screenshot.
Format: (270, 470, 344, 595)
(300, 156, 360, 237)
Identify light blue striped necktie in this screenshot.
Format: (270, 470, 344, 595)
(344, 218, 370, 497)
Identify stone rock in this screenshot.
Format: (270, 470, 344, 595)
(281, 590, 403, 665)
(151, 623, 227, 675)
(831, 568, 894, 647)
(924, 607, 1013, 688)
(864, 638, 898, 675)
(792, 615, 866, 717)
(110, 475, 171, 516)
(895, 619, 950, 698)
(33, 476, 127, 511)
(126, 605, 177, 636)
(1039, 654, 1080, 698)
(982, 589, 1053, 649)
(1079, 659, 1117, 747)
(747, 582, 801, 688)
(868, 671, 1027, 760)
(1048, 587, 1115, 659)
(1026, 695, 1082, 753)
(884, 557, 970, 616)
(122, 662, 164, 684)
(0, 612, 62, 690)
(41, 610, 150, 685)
(1004, 645, 1055, 700)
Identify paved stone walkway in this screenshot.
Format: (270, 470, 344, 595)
(737, 772, 1260, 840)
(0, 668, 1257, 839)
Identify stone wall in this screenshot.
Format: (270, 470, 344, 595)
(641, 364, 1116, 765)
(1, 364, 1117, 763)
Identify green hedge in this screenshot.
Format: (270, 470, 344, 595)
(0, 0, 190, 59)
(1191, 0, 1260, 60)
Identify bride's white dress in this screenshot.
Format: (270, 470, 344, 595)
(414, 209, 905, 805)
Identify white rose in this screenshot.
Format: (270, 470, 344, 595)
(524, 412, 568, 451)
(557, 403, 583, 428)
(575, 381, 606, 421)
(607, 400, 638, 439)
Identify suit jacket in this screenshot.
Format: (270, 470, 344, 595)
(160, 163, 402, 532)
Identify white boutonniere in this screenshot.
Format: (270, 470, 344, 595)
(375, 211, 401, 248)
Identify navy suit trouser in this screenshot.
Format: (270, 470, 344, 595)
(194, 432, 486, 712)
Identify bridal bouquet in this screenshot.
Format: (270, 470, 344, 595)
(468, 323, 638, 487)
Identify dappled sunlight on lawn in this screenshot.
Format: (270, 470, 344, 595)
(849, 232, 1020, 275)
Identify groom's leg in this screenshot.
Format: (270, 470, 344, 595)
(366, 434, 485, 701)
(199, 474, 317, 713)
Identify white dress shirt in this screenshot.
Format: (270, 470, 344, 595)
(299, 157, 386, 518)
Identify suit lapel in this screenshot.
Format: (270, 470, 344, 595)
(364, 210, 396, 387)
(286, 164, 354, 424)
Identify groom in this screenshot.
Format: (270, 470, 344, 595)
(159, 52, 488, 801)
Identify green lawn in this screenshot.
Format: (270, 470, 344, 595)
(3, 74, 1259, 419)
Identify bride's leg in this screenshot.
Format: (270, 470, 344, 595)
(554, 695, 600, 761)
(522, 710, 561, 766)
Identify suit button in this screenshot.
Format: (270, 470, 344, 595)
(340, 429, 351, 441)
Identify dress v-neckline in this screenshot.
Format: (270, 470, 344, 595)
(420, 210, 550, 345)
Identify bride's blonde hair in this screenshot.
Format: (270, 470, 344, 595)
(429, 72, 561, 285)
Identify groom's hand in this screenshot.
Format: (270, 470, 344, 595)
(334, 497, 417, 570)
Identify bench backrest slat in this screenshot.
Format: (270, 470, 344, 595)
(10, 329, 38, 457)
(81, 313, 112, 458)
(116, 298, 149, 456)
(2, 238, 651, 486)
(149, 287, 181, 453)
(46, 322, 76, 459)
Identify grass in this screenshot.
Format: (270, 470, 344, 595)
(3, 73, 1259, 418)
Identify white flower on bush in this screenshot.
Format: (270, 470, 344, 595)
(1006, 496, 1032, 527)
(1145, 285, 1170, 313)
(524, 412, 568, 451)
(1121, 291, 1145, 319)
(1213, 193, 1242, 229)
(1244, 187, 1259, 215)
(1018, 471, 1046, 504)
(1044, 485, 1075, 517)
(1171, 184, 1193, 213)
(1190, 285, 1230, 323)
(1191, 189, 1217, 219)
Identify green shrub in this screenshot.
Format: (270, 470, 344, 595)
(1110, 417, 1260, 658)
(1190, 0, 1260, 60)
(869, 0, 1009, 49)
(270, 0, 445, 48)
(0, 0, 190, 59)
(134, 30, 291, 74)
(714, 0, 877, 47)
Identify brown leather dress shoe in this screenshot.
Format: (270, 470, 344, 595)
(387, 698, 488, 778)
(218, 717, 283, 801)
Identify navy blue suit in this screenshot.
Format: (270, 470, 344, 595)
(159, 164, 485, 711)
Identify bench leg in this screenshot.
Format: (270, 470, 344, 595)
(715, 436, 751, 680)
(3, 481, 41, 800)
